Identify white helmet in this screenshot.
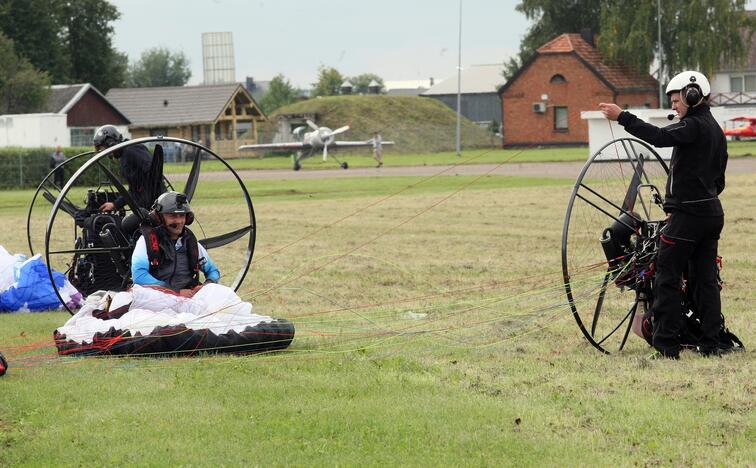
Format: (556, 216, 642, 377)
(667, 70, 711, 100)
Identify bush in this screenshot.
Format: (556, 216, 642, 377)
(0, 147, 116, 189)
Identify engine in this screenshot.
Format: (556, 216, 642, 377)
(68, 189, 132, 296)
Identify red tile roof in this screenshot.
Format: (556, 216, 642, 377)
(537, 34, 658, 91)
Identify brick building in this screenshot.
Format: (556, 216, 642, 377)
(498, 33, 659, 146)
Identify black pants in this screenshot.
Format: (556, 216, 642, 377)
(53, 167, 65, 187)
(652, 212, 724, 355)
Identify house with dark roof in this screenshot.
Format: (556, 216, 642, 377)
(106, 84, 266, 157)
(47, 83, 131, 146)
(498, 33, 659, 146)
(0, 83, 129, 148)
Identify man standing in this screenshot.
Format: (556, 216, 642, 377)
(369, 131, 383, 168)
(599, 70, 731, 358)
(50, 145, 66, 187)
(132, 191, 220, 297)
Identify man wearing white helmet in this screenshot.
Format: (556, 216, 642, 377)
(599, 71, 731, 359)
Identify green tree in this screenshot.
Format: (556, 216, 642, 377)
(0, 0, 70, 83)
(506, 0, 754, 82)
(600, 0, 753, 78)
(0, 33, 51, 113)
(127, 47, 191, 87)
(312, 66, 344, 97)
(349, 73, 385, 94)
(504, 0, 601, 78)
(58, 0, 126, 91)
(260, 74, 298, 114)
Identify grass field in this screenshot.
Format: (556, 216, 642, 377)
(163, 140, 756, 173)
(0, 168, 754, 466)
(163, 146, 591, 174)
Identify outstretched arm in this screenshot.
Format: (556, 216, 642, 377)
(598, 103, 698, 148)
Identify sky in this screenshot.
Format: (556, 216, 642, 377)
(109, 0, 527, 88)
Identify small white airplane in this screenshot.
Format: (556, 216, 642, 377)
(238, 120, 393, 170)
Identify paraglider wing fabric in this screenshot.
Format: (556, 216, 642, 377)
(54, 284, 295, 356)
(0, 254, 76, 312)
(0, 246, 16, 291)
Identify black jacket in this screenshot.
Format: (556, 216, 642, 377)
(114, 144, 163, 210)
(617, 104, 728, 216)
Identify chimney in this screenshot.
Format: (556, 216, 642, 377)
(430, 77, 434, 86)
(580, 28, 595, 47)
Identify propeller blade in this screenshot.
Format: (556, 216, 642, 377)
(184, 146, 202, 202)
(43, 191, 78, 218)
(199, 225, 253, 249)
(621, 158, 644, 212)
(322, 144, 328, 161)
(147, 144, 165, 203)
(331, 125, 350, 136)
(306, 119, 319, 131)
(96, 161, 146, 222)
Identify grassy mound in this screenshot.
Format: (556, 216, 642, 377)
(257, 95, 498, 153)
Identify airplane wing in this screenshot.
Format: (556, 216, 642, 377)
(239, 142, 310, 151)
(330, 141, 395, 148)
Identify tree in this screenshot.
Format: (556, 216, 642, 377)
(58, 0, 126, 91)
(506, 0, 754, 82)
(600, 0, 753, 79)
(260, 74, 298, 114)
(349, 73, 385, 94)
(312, 66, 344, 97)
(0, 33, 51, 114)
(0, 0, 126, 91)
(0, 0, 71, 83)
(504, 0, 601, 79)
(127, 47, 191, 88)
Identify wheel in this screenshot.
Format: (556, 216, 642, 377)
(341, 162, 348, 169)
(41, 137, 256, 313)
(562, 138, 668, 353)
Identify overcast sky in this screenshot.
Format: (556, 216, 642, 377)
(110, 0, 756, 89)
(109, 0, 526, 88)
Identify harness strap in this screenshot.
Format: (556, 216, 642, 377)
(139, 224, 162, 267)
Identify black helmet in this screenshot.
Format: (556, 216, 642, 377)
(152, 191, 194, 225)
(93, 125, 124, 149)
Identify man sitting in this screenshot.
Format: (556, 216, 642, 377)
(132, 191, 219, 297)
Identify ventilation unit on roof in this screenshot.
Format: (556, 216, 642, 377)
(532, 102, 547, 113)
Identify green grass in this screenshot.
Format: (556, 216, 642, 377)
(163, 142, 755, 173)
(728, 139, 756, 156)
(165, 146, 592, 173)
(256, 95, 495, 153)
(1, 171, 754, 466)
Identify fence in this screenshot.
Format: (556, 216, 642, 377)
(0, 147, 106, 190)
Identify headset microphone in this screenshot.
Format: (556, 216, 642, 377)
(667, 114, 676, 120)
